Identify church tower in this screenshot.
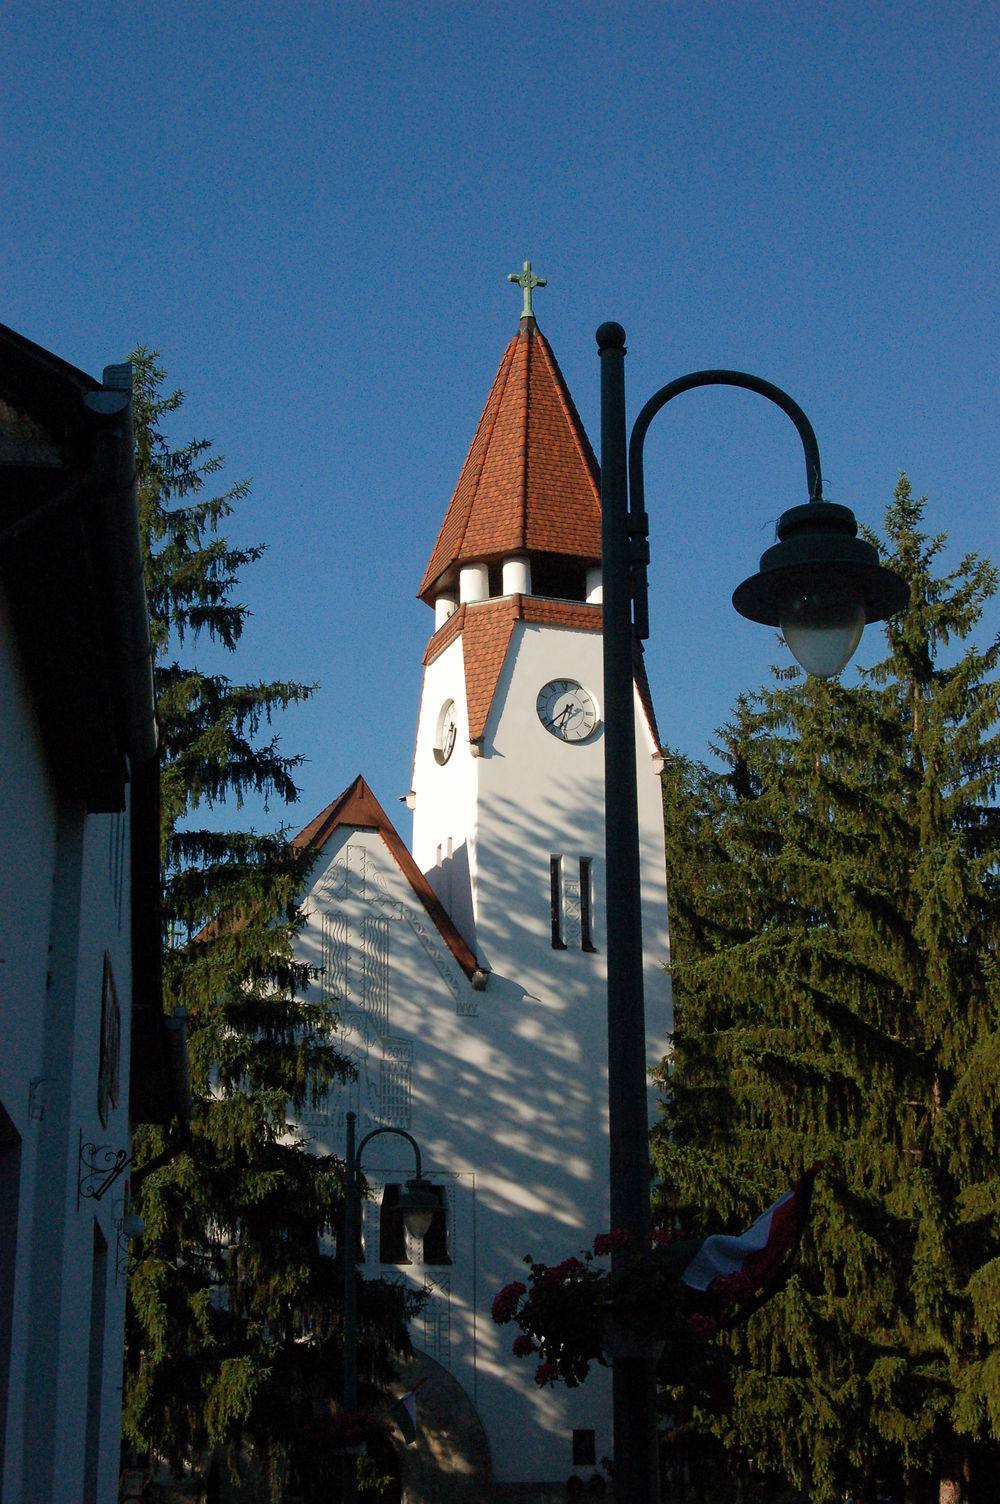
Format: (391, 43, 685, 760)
(411, 267, 609, 961)
(405, 267, 671, 1487)
(293, 270, 669, 1495)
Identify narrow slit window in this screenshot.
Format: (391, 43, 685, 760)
(422, 1186, 451, 1266)
(572, 1428, 596, 1466)
(550, 857, 566, 949)
(580, 859, 596, 952)
(378, 1184, 410, 1265)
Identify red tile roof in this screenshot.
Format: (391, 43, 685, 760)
(461, 599, 520, 740)
(294, 775, 486, 984)
(633, 639, 662, 751)
(418, 319, 602, 603)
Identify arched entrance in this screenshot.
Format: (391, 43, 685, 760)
(390, 1352, 493, 1504)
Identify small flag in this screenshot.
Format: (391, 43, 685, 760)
(681, 1165, 821, 1299)
(389, 1377, 427, 1446)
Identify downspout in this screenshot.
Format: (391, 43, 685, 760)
(83, 362, 158, 765)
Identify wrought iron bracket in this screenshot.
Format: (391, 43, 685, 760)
(78, 1130, 130, 1207)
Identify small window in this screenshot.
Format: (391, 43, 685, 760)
(550, 857, 566, 949)
(532, 554, 588, 602)
(572, 1429, 596, 1467)
(580, 859, 597, 952)
(422, 1186, 451, 1266)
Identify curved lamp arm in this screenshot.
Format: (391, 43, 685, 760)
(627, 369, 824, 639)
(629, 369, 823, 508)
(353, 1123, 424, 1182)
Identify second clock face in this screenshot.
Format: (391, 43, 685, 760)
(536, 679, 599, 742)
(434, 700, 458, 764)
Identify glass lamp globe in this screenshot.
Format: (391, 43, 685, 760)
(403, 1206, 434, 1240)
(398, 1176, 438, 1240)
(780, 588, 866, 679)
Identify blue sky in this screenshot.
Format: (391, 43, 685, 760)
(5, 1, 997, 836)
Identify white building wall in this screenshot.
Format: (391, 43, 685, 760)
(411, 634, 480, 950)
(0, 592, 134, 1504)
(0, 589, 59, 1504)
(294, 830, 484, 1405)
(329, 609, 671, 1488)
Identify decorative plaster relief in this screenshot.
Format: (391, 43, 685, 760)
(322, 909, 351, 1004)
(379, 1037, 413, 1128)
(422, 1273, 452, 1368)
(295, 1074, 359, 1136)
(439, 1179, 457, 1259)
(363, 848, 477, 1018)
(108, 809, 127, 930)
(362, 914, 391, 1036)
(316, 839, 477, 1020)
(306, 838, 480, 1150)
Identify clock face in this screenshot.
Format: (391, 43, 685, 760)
(434, 700, 458, 764)
(536, 679, 599, 742)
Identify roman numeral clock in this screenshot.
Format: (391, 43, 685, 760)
(535, 678, 600, 742)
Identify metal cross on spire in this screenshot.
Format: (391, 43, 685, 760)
(508, 259, 547, 319)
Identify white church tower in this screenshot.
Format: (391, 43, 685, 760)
(295, 273, 670, 1497)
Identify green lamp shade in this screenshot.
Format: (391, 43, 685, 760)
(733, 500, 908, 678)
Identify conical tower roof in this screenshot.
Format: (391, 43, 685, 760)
(418, 316, 601, 605)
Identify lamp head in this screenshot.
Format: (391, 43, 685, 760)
(732, 500, 908, 677)
(398, 1176, 439, 1241)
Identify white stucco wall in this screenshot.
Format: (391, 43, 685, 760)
(0, 589, 134, 1504)
(309, 601, 671, 1487)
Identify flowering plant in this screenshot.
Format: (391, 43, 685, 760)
(493, 1227, 777, 1390)
(492, 1245, 613, 1387)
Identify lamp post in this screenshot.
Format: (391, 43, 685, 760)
(341, 1111, 439, 1504)
(595, 321, 906, 1504)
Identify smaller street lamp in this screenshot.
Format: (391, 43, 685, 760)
(341, 1110, 441, 1504)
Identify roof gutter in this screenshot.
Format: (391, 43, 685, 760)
(82, 363, 157, 765)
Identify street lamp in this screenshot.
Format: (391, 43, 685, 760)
(595, 321, 906, 1504)
(341, 1110, 440, 1504)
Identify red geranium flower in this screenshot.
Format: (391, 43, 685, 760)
(541, 1256, 585, 1286)
(649, 1226, 686, 1246)
(491, 1281, 527, 1324)
(593, 1229, 632, 1256)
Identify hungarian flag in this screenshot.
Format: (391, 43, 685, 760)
(681, 1164, 821, 1303)
(388, 1377, 427, 1445)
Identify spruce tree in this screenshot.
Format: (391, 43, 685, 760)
(123, 353, 416, 1495)
(653, 477, 1000, 1504)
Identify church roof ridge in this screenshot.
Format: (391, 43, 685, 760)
(293, 775, 486, 985)
(417, 320, 602, 604)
